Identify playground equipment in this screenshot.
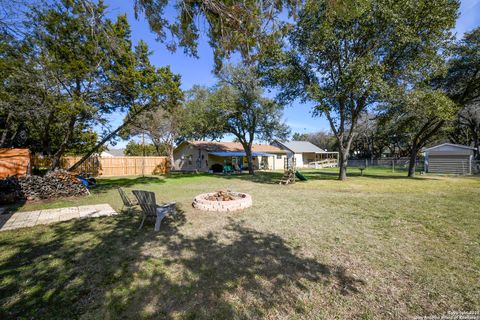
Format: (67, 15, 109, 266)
(279, 157, 296, 185)
(295, 171, 308, 181)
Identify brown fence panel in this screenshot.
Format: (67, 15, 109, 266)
(63, 156, 169, 177)
(30, 155, 169, 177)
(0, 148, 31, 178)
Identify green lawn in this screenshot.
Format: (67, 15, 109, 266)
(1, 168, 479, 319)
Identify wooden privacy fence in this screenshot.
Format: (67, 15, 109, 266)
(0, 148, 31, 178)
(30, 155, 170, 177)
(62, 156, 170, 177)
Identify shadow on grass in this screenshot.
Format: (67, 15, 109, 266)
(0, 198, 26, 216)
(302, 170, 433, 180)
(208, 168, 439, 185)
(0, 214, 364, 319)
(210, 171, 285, 185)
(93, 176, 166, 193)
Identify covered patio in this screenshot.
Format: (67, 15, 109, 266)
(208, 151, 280, 172)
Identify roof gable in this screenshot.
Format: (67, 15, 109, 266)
(424, 143, 475, 152)
(274, 140, 326, 153)
(105, 149, 125, 157)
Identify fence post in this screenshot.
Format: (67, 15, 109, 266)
(392, 160, 395, 173)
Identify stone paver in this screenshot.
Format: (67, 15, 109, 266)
(0, 204, 118, 232)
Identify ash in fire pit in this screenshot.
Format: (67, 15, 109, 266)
(193, 190, 252, 212)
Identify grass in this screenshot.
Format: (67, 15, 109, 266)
(0, 168, 479, 319)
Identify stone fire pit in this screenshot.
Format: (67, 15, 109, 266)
(193, 190, 252, 212)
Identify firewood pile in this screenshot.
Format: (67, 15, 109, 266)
(205, 190, 245, 202)
(16, 170, 89, 201)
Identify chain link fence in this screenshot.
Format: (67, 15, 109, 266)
(347, 158, 480, 175)
(346, 158, 425, 173)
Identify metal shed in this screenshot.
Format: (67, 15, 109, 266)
(424, 143, 475, 175)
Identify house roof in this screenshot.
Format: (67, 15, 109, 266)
(274, 140, 326, 153)
(181, 141, 286, 153)
(423, 143, 476, 152)
(209, 151, 277, 157)
(104, 149, 125, 157)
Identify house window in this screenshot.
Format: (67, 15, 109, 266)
(276, 155, 282, 159)
(188, 155, 192, 165)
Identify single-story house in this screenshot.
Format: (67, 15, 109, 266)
(271, 140, 338, 168)
(100, 149, 125, 157)
(173, 141, 287, 172)
(424, 143, 476, 175)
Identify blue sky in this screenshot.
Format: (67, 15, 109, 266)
(103, 0, 480, 147)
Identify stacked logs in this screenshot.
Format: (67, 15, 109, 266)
(205, 190, 246, 202)
(15, 170, 89, 201)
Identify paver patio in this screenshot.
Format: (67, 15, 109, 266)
(0, 204, 117, 231)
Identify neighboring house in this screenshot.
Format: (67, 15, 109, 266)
(173, 141, 287, 172)
(424, 143, 476, 175)
(100, 149, 125, 157)
(271, 140, 338, 168)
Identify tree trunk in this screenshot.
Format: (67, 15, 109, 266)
(338, 148, 348, 181)
(154, 143, 162, 156)
(167, 145, 174, 171)
(69, 104, 152, 172)
(407, 148, 418, 177)
(50, 115, 76, 171)
(245, 147, 254, 175)
(68, 119, 133, 172)
(472, 129, 479, 159)
(0, 110, 12, 147)
(41, 110, 55, 155)
(335, 135, 354, 181)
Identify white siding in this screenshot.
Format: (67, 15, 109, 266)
(266, 154, 287, 170)
(294, 154, 305, 168)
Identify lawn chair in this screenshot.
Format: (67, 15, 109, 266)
(132, 190, 176, 231)
(118, 188, 136, 213)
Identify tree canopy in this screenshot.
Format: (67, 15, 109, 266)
(124, 141, 159, 156)
(134, 0, 300, 71)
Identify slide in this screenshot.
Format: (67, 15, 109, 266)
(295, 171, 308, 181)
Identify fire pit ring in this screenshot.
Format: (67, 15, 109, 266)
(193, 191, 252, 212)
